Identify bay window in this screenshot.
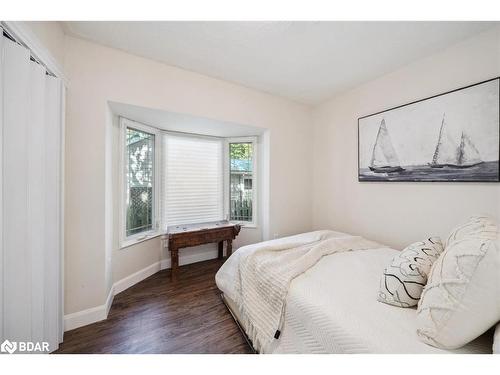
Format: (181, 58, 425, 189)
(120, 117, 258, 248)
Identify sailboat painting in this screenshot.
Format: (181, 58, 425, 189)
(358, 78, 500, 182)
(369, 119, 405, 173)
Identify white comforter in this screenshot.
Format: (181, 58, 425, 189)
(216, 231, 493, 354)
(219, 230, 380, 352)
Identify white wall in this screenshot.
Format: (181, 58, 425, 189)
(64, 35, 313, 315)
(312, 26, 500, 249)
(20, 21, 66, 69)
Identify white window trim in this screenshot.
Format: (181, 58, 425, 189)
(119, 117, 162, 249)
(225, 136, 258, 228)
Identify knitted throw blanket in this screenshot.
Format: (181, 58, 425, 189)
(235, 232, 381, 352)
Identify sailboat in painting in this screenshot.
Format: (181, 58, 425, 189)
(369, 119, 404, 173)
(359, 78, 499, 182)
(429, 114, 483, 169)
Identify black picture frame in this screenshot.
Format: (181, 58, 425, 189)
(357, 77, 500, 182)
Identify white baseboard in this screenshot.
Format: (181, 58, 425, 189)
(105, 285, 115, 316)
(64, 286, 115, 332)
(63, 250, 219, 331)
(160, 249, 218, 270)
(113, 261, 161, 295)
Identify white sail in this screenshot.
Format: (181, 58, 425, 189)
(370, 119, 400, 167)
(432, 115, 457, 166)
(457, 132, 482, 166)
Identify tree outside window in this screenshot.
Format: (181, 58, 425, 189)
(229, 142, 253, 222)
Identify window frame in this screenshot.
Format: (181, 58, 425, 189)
(225, 136, 258, 228)
(119, 120, 259, 249)
(119, 117, 161, 248)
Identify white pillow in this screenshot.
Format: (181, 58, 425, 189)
(494, 323, 500, 354)
(446, 215, 498, 247)
(377, 237, 443, 307)
(416, 216, 500, 349)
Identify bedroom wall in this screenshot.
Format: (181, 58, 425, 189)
(21, 21, 66, 68)
(312, 26, 500, 250)
(64, 35, 313, 315)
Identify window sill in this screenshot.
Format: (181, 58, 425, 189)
(120, 231, 165, 250)
(232, 222, 258, 229)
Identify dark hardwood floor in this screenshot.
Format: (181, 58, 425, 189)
(55, 259, 252, 354)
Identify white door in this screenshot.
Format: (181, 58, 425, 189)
(0, 28, 64, 353)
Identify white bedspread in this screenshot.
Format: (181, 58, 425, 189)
(235, 231, 380, 352)
(216, 232, 493, 354)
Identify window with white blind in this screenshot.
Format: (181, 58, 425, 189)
(162, 134, 224, 227)
(119, 118, 257, 248)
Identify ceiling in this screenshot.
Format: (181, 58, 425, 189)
(64, 21, 496, 105)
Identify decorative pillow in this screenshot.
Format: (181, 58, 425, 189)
(494, 323, 500, 354)
(377, 237, 444, 308)
(446, 214, 498, 247)
(416, 216, 500, 349)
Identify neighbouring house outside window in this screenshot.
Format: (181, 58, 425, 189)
(229, 141, 255, 223)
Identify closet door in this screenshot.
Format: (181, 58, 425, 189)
(44, 75, 63, 350)
(2, 32, 32, 343)
(0, 27, 4, 345)
(1, 30, 63, 353)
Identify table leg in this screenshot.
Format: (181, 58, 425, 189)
(218, 241, 224, 259)
(227, 239, 233, 257)
(170, 245, 179, 280)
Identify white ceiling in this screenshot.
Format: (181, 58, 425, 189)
(64, 21, 496, 105)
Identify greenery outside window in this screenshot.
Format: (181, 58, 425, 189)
(121, 118, 160, 247)
(228, 138, 257, 225)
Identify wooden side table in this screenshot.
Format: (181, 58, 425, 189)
(165, 221, 241, 280)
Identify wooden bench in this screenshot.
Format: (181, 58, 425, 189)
(165, 221, 241, 280)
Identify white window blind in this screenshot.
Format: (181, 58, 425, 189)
(162, 133, 223, 227)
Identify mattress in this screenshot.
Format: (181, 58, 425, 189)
(219, 246, 493, 354)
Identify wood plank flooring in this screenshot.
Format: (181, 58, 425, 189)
(55, 259, 252, 354)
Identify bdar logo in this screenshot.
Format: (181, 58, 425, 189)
(1, 339, 17, 354)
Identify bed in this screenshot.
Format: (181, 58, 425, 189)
(215, 231, 493, 354)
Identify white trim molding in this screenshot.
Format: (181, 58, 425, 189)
(64, 287, 115, 332)
(160, 248, 219, 270)
(113, 261, 162, 295)
(62, 250, 219, 331)
(105, 286, 115, 317)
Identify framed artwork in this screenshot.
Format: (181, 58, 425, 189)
(358, 77, 500, 182)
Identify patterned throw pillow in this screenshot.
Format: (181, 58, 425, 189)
(377, 237, 444, 308)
